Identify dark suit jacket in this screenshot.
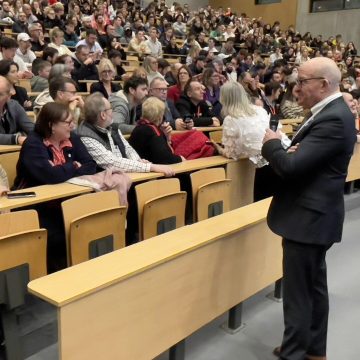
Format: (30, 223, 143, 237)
(261, 96, 357, 246)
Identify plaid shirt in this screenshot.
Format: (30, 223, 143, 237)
(81, 127, 151, 173)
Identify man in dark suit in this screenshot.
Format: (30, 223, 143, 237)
(261, 57, 357, 360)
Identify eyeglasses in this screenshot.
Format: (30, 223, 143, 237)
(101, 70, 113, 74)
(102, 107, 112, 112)
(150, 61, 158, 64)
(296, 77, 325, 86)
(59, 119, 74, 126)
(151, 88, 167, 92)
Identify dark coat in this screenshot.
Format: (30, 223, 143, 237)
(175, 94, 219, 127)
(16, 131, 97, 187)
(262, 96, 357, 245)
(0, 100, 34, 145)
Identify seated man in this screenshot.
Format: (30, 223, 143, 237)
(0, 37, 30, 75)
(109, 76, 148, 135)
(12, 11, 28, 34)
(77, 92, 174, 176)
(48, 76, 84, 124)
(189, 55, 206, 76)
(76, 29, 103, 56)
(16, 33, 36, 69)
(145, 27, 162, 58)
(29, 23, 46, 55)
(72, 45, 99, 91)
(0, 76, 34, 145)
(176, 80, 221, 127)
(149, 77, 193, 131)
(128, 30, 151, 58)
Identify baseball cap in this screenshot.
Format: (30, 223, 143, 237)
(17, 33, 31, 42)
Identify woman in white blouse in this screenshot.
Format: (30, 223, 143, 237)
(214, 81, 290, 201)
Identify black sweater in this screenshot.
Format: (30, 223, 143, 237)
(129, 120, 182, 164)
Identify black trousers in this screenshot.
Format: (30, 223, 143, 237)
(280, 239, 332, 360)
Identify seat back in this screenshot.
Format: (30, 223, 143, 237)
(142, 192, 187, 240)
(209, 130, 223, 144)
(0, 209, 39, 236)
(190, 168, 230, 221)
(69, 207, 126, 265)
(135, 178, 184, 240)
(18, 79, 31, 92)
(62, 191, 123, 265)
(0, 210, 47, 280)
(196, 180, 232, 221)
(0, 151, 20, 188)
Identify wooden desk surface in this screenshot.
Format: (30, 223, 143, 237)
(126, 156, 231, 183)
(0, 145, 21, 154)
(280, 118, 303, 125)
(0, 183, 92, 212)
(28, 198, 272, 307)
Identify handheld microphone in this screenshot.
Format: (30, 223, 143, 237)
(269, 118, 279, 132)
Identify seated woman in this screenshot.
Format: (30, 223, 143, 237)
(167, 65, 191, 103)
(16, 102, 96, 188)
(0, 60, 32, 110)
(108, 50, 127, 81)
(129, 97, 184, 164)
(280, 82, 305, 119)
(55, 54, 75, 75)
(90, 58, 121, 99)
(15, 102, 97, 272)
(48, 27, 74, 57)
(213, 81, 289, 201)
(202, 67, 222, 117)
(143, 56, 164, 85)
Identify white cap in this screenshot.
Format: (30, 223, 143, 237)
(17, 33, 31, 42)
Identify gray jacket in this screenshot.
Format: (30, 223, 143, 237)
(109, 90, 136, 135)
(0, 100, 34, 145)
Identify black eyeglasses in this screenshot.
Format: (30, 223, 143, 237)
(296, 77, 325, 86)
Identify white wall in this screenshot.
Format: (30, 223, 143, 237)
(296, 0, 360, 48)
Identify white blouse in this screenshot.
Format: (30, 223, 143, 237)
(221, 105, 290, 167)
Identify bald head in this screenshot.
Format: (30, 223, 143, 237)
(300, 57, 341, 92)
(294, 57, 341, 109)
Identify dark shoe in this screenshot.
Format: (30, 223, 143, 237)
(273, 346, 281, 357)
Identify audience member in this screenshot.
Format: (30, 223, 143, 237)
(0, 76, 33, 145)
(90, 58, 121, 99)
(109, 76, 148, 134)
(176, 79, 221, 127)
(129, 96, 184, 164)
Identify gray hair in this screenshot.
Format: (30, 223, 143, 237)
(84, 93, 107, 125)
(49, 64, 68, 82)
(220, 82, 256, 118)
(149, 76, 166, 88)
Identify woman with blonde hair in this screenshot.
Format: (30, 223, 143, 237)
(129, 97, 184, 164)
(132, 66, 148, 79)
(143, 56, 164, 85)
(214, 81, 290, 201)
(90, 58, 121, 99)
(48, 27, 74, 57)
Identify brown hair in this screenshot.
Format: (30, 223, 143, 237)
(35, 102, 70, 138)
